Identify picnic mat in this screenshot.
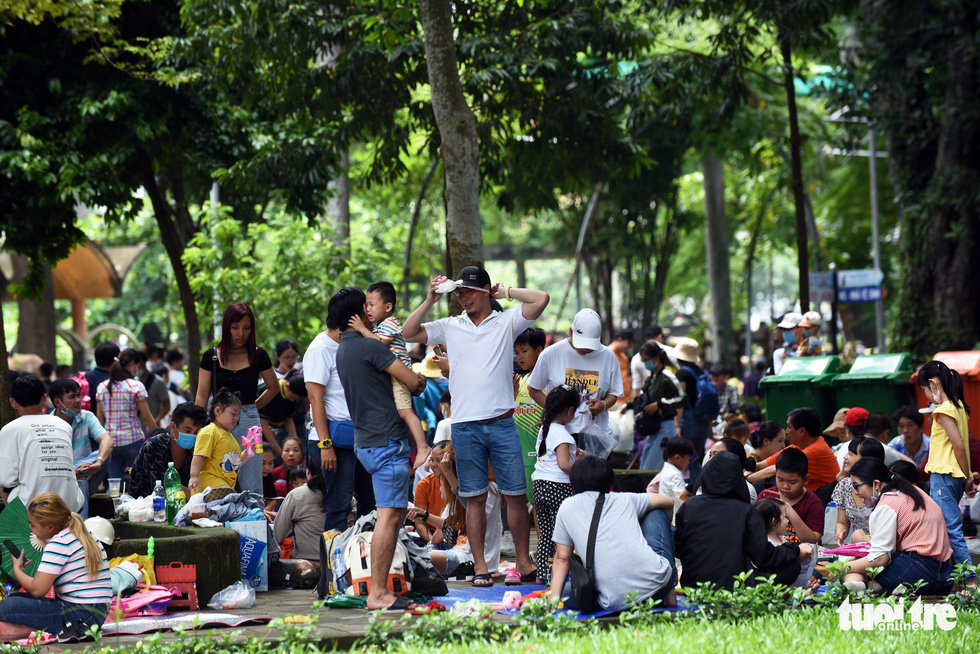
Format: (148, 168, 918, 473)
(101, 611, 272, 635)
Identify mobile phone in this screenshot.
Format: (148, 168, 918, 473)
(433, 345, 445, 358)
(3, 540, 20, 558)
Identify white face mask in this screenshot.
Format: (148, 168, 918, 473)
(930, 383, 941, 404)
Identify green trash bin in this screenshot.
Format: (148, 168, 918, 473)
(831, 353, 916, 437)
(759, 356, 841, 429)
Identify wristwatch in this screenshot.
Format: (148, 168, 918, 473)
(317, 437, 333, 449)
(96, 456, 105, 466)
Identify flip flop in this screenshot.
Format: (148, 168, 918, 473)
(520, 569, 538, 582)
(371, 595, 417, 612)
(472, 573, 494, 587)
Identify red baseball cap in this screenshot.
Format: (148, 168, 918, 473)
(844, 407, 869, 427)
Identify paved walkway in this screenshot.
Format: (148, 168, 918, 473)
(44, 530, 533, 652)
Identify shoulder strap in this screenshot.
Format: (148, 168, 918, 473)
(584, 492, 606, 577)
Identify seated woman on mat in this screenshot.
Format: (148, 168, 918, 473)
(273, 466, 326, 561)
(549, 456, 677, 611)
(0, 493, 111, 642)
(675, 451, 809, 591)
(831, 436, 885, 546)
(837, 457, 954, 595)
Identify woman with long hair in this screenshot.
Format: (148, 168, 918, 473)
(195, 303, 279, 495)
(636, 342, 686, 471)
(272, 467, 327, 561)
(840, 457, 954, 594)
(96, 348, 157, 479)
(0, 493, 111, 640)
(917, 360, 976, 576)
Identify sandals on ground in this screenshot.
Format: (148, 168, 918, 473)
(472, 573, 494, 587)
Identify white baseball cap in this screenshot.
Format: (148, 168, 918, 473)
(777, 312, 804, 329)
(570, 309, 602, 351)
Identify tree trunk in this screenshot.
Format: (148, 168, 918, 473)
(12, 256, 57, 363)
(0, 301, 13, 426)
(419, 0, 484, 277)
(780, 34, 810, 313)
(140, 154, 202, 397)
(327, 150, 351, 260)
(702, 154, 734, 366)
(402, 157, 441, 309)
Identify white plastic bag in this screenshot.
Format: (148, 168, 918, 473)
(208, 581, 256, 610)
(125, 495, 155, 523)
(578, 421, 618, 460)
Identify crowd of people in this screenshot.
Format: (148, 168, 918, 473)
(0, 265, 976, 635)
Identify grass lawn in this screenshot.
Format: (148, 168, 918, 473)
(383, 609, 980, 654)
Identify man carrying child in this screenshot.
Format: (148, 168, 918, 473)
(403, 266, 549, 586)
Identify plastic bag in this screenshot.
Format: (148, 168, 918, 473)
(578, 421, 618, 460)
(208, 581, 256, 610)
(123, 495, 155, 523)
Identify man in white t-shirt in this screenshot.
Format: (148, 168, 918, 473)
(528, 308, 624, 444)
(304, 323, 375, 531)
(403, 266, 549, 585)
(0, 375, 84, 512)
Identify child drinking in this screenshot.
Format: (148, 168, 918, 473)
(350, 281, 430, 469)
(189, 388, 242, 500)
(531, 385, 580, 585)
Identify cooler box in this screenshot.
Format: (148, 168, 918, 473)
(759, 356, 840, 428)
(911, 351, 980, 439)
(832, 353, 916, 437)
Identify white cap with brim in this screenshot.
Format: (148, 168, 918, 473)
(571, 309, 602, 350)
(777, 312, 804, 329)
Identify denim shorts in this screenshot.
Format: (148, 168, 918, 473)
(451, 417, 526, 497)
(355, 439, 411, 508)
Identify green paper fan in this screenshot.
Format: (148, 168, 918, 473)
(0, 498, 45, 578)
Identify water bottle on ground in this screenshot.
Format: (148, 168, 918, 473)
(164, 462, 181, 524)
(153, 480, 166, 523)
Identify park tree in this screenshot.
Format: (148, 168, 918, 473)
(838, 1, 980, 356)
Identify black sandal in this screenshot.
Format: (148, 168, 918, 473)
(472, 573, 494, 587)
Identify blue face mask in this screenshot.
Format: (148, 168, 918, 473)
(644, 361, 655, 371)
(59, 401, 79, 419)
(783, 332, 796, 348)
(175, 432, 197, 449)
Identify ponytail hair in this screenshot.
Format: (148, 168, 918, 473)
(209, 387, 243, 423)
(849, 457, 925, 511)
(28, 493, 103, 579)
(750, 420, 784, 449)
(107, 348, 141, 396)
(538, 385, 580, 457)
(918, 360, 970, 415)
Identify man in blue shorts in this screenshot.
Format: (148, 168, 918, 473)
(334, 288, 427, 611)
(403, 266, 550, 586)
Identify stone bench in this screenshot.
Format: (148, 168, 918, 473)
(107, 520, 243, 605)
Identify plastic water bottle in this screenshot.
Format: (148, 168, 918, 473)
(153, 480, 166, 522)
(164, 462, 181, 524)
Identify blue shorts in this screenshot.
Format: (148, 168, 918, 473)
(451, 417, 526, 498)
(355, 439, 411, 509)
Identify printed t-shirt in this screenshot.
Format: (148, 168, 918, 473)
(193, 423, 241, 492)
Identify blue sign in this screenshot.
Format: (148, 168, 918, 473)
(838, 286, 882, 303)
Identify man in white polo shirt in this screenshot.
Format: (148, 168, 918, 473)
(403, 266, 549, 586)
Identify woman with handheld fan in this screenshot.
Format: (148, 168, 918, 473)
(0, 494, 111, 642)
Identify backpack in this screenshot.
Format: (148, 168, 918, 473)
(72, 372, 92, 411)
(343, 531, 410, 597)
(682, 366, 719, 418)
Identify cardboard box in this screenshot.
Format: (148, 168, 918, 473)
(225, 520, 268, 592)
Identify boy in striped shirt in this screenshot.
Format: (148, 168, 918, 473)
(350, 281, 430, 469)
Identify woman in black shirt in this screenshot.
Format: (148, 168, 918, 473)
(195, 303, 278, 495)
